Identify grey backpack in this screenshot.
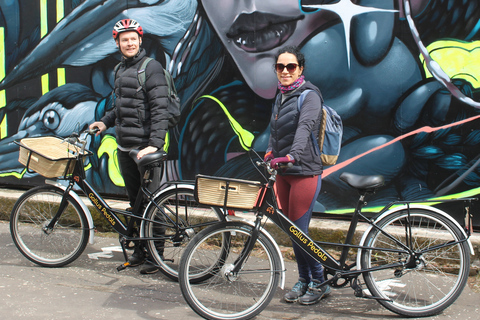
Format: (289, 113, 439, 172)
(298, 90, 343, 166)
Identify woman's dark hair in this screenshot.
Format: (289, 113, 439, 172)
(274, 45, 305, 69)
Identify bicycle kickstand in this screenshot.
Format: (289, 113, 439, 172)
(351, 277, 391, 301)
(351, 277, 364, 298)
(116, 237, 131, 271)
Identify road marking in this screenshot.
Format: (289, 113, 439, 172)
(87, 246, 123, 260)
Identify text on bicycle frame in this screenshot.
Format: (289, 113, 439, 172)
(89, 193, 116, 226)
(289, 225, 327, 261)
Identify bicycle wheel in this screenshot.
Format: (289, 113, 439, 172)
(179, 221, 282, 320)
(360, 208, 470, 317)
(10, 185, 89, 267)
(143, 187, 225, 281)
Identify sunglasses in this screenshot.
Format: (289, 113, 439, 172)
(274, 63, 299, 73)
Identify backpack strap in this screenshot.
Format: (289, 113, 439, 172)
(297, 89, 313, 111)
(111, 63, 122, 106)
(113, 62, 121, 79)
(137, 57, 154, 92)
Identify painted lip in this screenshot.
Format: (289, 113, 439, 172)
(226, 11, 303, 53)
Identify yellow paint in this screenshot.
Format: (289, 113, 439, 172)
(0, 168, 27, 179)
(0, 27, 4, 83)
(40, 0, 49, 93)
(421, 40, 480, 89)
(0, 27, 6, 138)
(98, 135, 124, 186)
(40, 0, 48, 38)
(325, 186, 480, 215)
(57, 68, 66, 86)
(164, 131, 170, 152)
(197, 95, 254, 150)
(56, 0, 65, 86)
(56, 0, 64, 23)
(41, 74, 49, 95)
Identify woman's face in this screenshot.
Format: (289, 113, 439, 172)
(276, 53, 303, 87)
(201, 0, 327, 99)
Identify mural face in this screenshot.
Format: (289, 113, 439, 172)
(1, 0, 480, 225)
(200, 0, 327, 99)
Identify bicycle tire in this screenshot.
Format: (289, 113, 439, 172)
(179, 221, 282, 320)
(143, 187, 226, 281)
(360, 208, 470, 317)
(10, 185, 89, 267)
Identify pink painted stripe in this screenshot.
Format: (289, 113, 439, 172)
(323, 114, 480, 178)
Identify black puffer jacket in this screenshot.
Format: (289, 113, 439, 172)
(267, 81, 323, 176)
(102, 49, 168, 150)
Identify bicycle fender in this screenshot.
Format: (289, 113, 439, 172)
(226, 216, 286, 290)
(356, 204, 474, 268)
(45, 180, 95, 244)
(139, 183, 195, 236)
(142, 183, 195, 217)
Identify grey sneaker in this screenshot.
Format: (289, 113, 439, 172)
(284, 278, 308, 303)
(298, 280, 331, 305)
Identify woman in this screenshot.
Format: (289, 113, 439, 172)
(265, 45, 330, 305)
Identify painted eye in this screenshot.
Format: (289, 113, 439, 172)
(43, 110, 60, 130)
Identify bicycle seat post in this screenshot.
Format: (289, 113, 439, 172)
(339, 191, 368, 267)
(337, 172, 385, 267)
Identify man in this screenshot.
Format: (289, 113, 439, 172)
(90, 19, 168, 274)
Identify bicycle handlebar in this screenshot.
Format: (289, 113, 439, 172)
(255, 160, 293, 182)
(63, 128, 99, 155)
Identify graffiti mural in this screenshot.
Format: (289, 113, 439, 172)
(1, 0, 480, 223)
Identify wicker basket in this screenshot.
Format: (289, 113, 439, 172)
(17, 136, 84, 178)
(195, 174, 262, 210)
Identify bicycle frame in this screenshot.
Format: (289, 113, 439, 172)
(47, 142, 195, 244)
(178, 160, 478, 319)
(239, 177, 475, 286)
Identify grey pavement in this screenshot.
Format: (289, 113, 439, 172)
(1, 186, 480, 320)
(1, 220, 480, 319)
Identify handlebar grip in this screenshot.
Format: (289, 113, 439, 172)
(86, 128, 100, 135)
(278, 162, 293, 169)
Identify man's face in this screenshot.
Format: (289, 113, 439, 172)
(116, 31, 142, 58)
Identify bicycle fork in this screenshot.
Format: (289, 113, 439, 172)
(42, 183, 75, 234)
(225, 215, 263, 279)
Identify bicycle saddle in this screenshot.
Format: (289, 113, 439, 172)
(339, 172, 385, 191)
(129, 149, 167, 167)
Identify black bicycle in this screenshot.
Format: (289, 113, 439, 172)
(10, 129, 225, 281)
(178, 156, 476, 319)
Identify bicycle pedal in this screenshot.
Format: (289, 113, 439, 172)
(117, 262, 130, 271)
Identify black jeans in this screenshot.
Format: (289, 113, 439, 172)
(117, 148, 163, 212)
(117, 149, 142, 210)
(118, 148, 164, 255)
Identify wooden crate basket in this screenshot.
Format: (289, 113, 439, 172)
(17, 136, 84, 178)
(195, 174, 262, 210)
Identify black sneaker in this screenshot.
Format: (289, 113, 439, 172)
(298, 280, 331, 305)
(284, 278, 308, 303)
(127, 248, 146, 267)
(139, 261, 160, 274)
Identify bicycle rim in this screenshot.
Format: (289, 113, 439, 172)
(179, 221, 281, 320)
(10, 186, 89, 267)
(144, 188, 225, 281)
(361, 208, 470, 317)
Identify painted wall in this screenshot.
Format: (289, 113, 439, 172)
(1, 0, 480, 224)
